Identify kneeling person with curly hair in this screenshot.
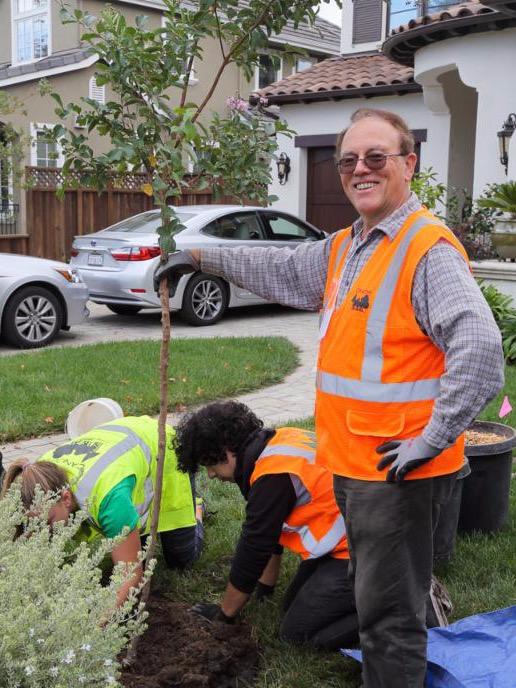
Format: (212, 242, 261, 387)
(175, 400, 358, 650)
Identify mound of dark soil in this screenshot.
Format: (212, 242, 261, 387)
(121, 596, 259, 688)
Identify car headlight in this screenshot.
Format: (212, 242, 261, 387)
(54, 268, 83, 284)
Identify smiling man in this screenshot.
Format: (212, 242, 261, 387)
(155, 108, 504, 687)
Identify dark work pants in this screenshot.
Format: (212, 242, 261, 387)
(280, 555, 359, 650)
(141, 472, 204, 569)
(333, 474, 456, 688)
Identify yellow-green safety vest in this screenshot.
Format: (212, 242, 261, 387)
(38, 416, 195, 540)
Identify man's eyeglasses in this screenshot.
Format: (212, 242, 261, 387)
(335, 153, 406, 174)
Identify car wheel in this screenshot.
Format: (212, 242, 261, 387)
(180, 273, 228, 326)
(2, 286, 63, 349)
(106, 304, 143, 316)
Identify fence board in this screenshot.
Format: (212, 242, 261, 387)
(17, 167, 249, 261)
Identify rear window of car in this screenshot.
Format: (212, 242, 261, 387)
(101, 210, 196, 233)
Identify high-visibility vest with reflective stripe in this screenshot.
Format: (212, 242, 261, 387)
(39, 416, 196, 540)
(316, 208, 468, 480)
(250, 427, 349, 560)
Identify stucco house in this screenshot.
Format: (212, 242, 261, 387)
(0, 0, 340, 253)
(259, 0, 516, 234)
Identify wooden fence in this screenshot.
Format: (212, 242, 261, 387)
(2, 167, 244, 262)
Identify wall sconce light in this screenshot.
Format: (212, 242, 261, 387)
(497, 113, 516, 174)
(276, 152, 291, 185)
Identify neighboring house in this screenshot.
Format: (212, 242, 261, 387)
(259, 0, 516, 233)
(0, 0, 340, 254)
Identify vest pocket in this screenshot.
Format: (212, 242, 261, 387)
(346, 410, 405, 437)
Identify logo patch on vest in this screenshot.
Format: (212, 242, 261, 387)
(351, 289, 370, 312)
(53, 440, 102, 462)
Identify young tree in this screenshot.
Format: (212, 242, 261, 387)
(44, 0, 339, 600)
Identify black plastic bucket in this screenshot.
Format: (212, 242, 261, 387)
(458, 421, 516, 535)
(433, 461, 469, 562)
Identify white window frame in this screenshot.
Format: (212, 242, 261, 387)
(89, 75, 106, 104)
(160, 14, 198, 84)
(11, 0, 51, 66)
(294, 56, 315, 73)
(254, 52, 282, 91)
(30, 122, 64, 168)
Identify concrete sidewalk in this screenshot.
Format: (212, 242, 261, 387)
(1, 303, 319, 467)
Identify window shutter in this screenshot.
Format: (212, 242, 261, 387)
(89, 76, 105, 103)
(352, 0, 383, 44)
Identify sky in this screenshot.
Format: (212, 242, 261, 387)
(317, 1, 341, 25)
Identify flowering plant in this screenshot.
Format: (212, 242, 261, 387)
(0, 486, 153, 687)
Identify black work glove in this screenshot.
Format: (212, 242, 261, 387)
(190, 602, 235, 624)
(254, 582, 275, 602)
(153, 250, 199, 296)
(376, 435, 442, 483)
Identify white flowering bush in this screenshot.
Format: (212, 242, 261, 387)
(0, 486, 153, 687)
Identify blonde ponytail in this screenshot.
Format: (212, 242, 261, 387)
(1, 459, 68, 508)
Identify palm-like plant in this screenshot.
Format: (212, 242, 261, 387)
(477, 181, 516, 216)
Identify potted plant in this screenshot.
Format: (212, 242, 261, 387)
(477, 181, 516, 260)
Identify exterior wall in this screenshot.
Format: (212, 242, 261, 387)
(439, 69, 477, 198)
(268, 92, 428, 218)
(0, 1, 11, 64)
(415, 27, 516, 198)
(341, 0, 388, 54)
(51, 0, 80, 54)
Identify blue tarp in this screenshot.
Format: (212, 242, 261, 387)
(341, 605, 516, 688)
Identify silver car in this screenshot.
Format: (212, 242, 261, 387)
(70, 205, 325, 326)
(0, 254, 89, 348)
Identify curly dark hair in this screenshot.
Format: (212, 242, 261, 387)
(175, 401, 263, 473)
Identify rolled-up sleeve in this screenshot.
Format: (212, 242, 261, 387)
(200, 237, 335, 312)
(413, 243, 505, 449)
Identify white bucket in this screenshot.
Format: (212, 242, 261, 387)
(65, 398, 124, 438)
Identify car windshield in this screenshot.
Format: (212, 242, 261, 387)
(100, 210, 197, 233)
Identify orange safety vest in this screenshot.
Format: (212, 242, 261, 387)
(316, 208, 468, 481)
(250, 427, 349, 560)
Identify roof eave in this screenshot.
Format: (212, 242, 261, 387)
(383, 10, 515, 66)
(263, 81, 422, 105)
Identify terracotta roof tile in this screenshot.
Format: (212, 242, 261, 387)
(389, 2, 494, 36)
(258, 53, 416, 103)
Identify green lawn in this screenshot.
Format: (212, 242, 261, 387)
(0, 337, 298, 442)
(155, 364, 516, 688)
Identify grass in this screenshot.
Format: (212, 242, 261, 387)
(154, 364, 516, 688)
(0, 337, 298, 442)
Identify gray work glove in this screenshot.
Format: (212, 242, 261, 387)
(153, 250, 199, 296)
(376, 435, 442, 483)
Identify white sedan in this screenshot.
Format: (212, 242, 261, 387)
(70, 205, 325, 326)
(0, 254, 89, 348)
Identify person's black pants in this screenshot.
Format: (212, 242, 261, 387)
(141, 472, 204, 569)
(333, 474, 456, 688)
(280, 555, 359, 650)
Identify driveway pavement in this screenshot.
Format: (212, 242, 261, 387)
(1, 302, 320, 466)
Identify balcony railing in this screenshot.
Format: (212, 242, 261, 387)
(0, 203, 20, 236)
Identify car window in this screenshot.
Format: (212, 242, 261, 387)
(100, 210, 196, 233)
(262, 213, 320, 241)
(202, 212, 266, 240)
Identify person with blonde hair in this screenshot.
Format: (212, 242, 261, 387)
(1, 415, 203, 606)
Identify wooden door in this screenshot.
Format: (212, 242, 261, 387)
(306, 146, 358, 234)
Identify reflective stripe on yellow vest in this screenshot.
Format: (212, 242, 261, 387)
(250, 427, 349, 560)
(315, 209, 468, 480)
(39, 416, 195, 539)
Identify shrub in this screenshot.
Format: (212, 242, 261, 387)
(410, 168, 447, 216)
(479, 281, 516, 364)
(0, 487, 152, 687)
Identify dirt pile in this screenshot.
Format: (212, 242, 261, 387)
(121, 595, 259, 688)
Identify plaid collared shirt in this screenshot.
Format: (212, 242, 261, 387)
(201, 193, 504, 448)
